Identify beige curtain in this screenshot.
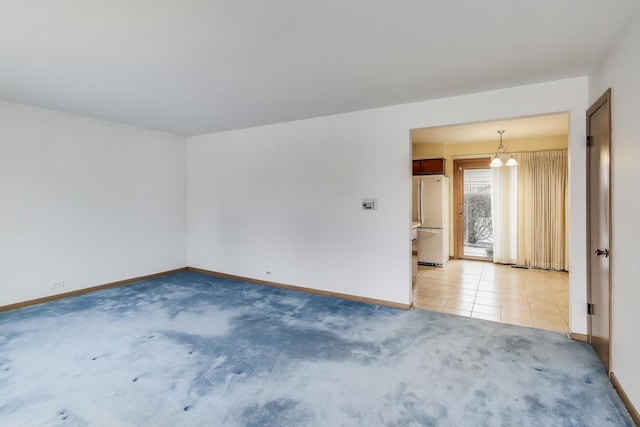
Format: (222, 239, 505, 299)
(515, 150, 568, 271)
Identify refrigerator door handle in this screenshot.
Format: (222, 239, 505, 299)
(418, 178, 423, 225)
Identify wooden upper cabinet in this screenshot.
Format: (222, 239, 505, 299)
(412, 158, 445, 176)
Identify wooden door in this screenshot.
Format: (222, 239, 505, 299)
(586, 89, 612, 372)
(453, 158, 492, 260)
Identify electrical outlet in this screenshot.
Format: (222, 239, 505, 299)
(51, 281, 64, 289)
(265, 270, 271, 276)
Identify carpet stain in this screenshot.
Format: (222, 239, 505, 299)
(242, 399, 303, 427)
(523, 394, 546, 414)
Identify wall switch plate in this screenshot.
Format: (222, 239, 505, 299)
(362, 198, 377, 211)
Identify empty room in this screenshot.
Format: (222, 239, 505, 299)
(1, 1, 639, 425)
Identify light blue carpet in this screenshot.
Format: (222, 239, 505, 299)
(0, 271, 633, 426)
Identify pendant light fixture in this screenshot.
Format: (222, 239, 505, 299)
(490, 130, 517, 167)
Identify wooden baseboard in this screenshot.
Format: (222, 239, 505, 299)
(610, 372, 640, 425)
(186, 267, 412, 310)
(0, 268, 187, 313)
(568, 332, 589, 343)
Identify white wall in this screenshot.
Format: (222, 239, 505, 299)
(187, 77, 588, 323)
(187, 111, 411, 304)
(0, 101, 187, 307)
(589, 10, 640, 411)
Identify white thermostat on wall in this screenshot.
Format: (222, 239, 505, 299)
(362, 198, 377, 211)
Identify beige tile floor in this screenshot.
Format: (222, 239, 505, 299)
(412, 258, 569, 333)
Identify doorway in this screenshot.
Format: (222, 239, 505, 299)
(411, 114, 571, 332)
(586, 89, 612, 372)
(453, 158, 492, 260)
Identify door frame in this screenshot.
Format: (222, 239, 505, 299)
(586, 88, 612, 372)
(453, 158, 491, 260)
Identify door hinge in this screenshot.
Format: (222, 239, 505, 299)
(586, 136, 592, 147)
(587, 303, 594, 315)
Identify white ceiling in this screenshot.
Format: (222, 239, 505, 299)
(411, 113, 569, 145)
(0, 1, 637, 136)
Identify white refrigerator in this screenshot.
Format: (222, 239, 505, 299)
(412, 175, 449, 266)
